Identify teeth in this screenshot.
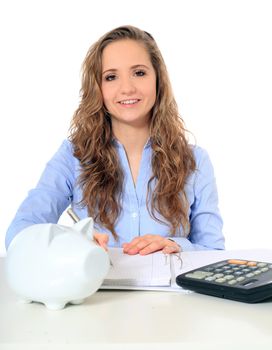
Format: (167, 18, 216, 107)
(120, 99, 138, 105)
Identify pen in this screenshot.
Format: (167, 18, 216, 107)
(67, 208, 80, 223)
(67, 208, 113, 267)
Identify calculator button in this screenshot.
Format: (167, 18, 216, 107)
(253, 270, 262, 275)
(205, 276, 217, 281)
(241, 268, 251, 273)
(224, 275, 234, 280)
(215, 278, 226, 283)
(261, 267, 269, 272)
(228, 259, 248, 265)
(234, 271, 244, 276)
(214, 268, 224, 273)
(247, 261, 257, 266)
(245, 273, 255, 278)
(236, 276, 245, 282)
(203, 267, 215, 272)
(257, 263, 267, 267)
(213, 273, 224, 278)
(214, 263, 227, 268)
(228, 279, 238, 285)
(185, 271, 213, 279)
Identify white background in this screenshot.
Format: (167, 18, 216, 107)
(1, 0, 271, 255)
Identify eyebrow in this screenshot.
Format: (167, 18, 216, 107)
(102, 64, 150, 75)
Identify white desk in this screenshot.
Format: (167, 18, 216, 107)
(1, 250, 272, 350)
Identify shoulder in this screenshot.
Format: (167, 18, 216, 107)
(48, 139, 80, 174)
(54, 139, 76, 160)
(189, 145, 215, 181)
(190, 145, 211, 167)
(58, 139, 74, 154)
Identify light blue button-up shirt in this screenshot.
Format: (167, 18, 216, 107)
(5, 139, 224, 251)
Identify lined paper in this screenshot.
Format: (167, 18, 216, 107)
(102, 248, 171, 287)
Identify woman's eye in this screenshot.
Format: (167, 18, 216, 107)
(105, 74, 116, 81)
(135, 70, 146, 77)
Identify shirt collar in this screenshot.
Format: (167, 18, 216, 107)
(112, 137, 151, 149)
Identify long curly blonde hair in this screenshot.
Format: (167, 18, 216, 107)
(69, 25, 196, 240)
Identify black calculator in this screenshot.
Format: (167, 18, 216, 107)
(176, 259, 272, 303)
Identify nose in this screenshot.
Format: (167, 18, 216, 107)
(119, 76, 136, 95)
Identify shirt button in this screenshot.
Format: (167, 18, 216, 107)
(131, 212, 138, 218)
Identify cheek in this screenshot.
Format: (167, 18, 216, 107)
(147, 76, 156, 96)
(145, 82, 156, 105)
(101, 85, 112, 105)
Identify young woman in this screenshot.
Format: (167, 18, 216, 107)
(5, 25, 224, 255)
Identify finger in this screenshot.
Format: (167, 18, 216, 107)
(123, 243, 145, 255)
(138, 241, 165, 255)
(93, 233, 109, 251)
(122, 237, 143, 253)
(162, 245, 180, 254)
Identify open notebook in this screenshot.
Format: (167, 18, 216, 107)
(100, 248, 272, 292)
(101, 247, 184, 291)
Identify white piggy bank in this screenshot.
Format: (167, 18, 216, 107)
(5, 218, 110, 310)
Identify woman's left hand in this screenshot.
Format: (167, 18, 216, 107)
(122, 234, 181, 255)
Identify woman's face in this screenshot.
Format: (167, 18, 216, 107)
(101, 39, 156, 129)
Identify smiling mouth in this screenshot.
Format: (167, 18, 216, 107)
(118, 99, 140, 105)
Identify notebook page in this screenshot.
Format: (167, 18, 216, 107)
(103, 248, 171, 287)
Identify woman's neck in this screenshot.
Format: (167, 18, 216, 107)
(113, 123, 150, 155)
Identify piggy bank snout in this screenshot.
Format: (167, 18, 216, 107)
(46, 232, 110, 280)
(84, 247, 110, 282)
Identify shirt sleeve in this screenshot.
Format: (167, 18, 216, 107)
(170, 147, 225, 251)
(5, 140, 76, 249)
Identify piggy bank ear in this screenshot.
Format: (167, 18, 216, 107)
(73, 217, 93, 240)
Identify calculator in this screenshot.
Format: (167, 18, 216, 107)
(176, 259, 272, 303)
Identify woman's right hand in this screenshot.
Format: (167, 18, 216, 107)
(93, 231, 109, 251)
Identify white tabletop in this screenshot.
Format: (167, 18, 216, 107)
(1, 251, 272, 350)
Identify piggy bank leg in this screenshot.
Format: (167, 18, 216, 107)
(45, 302, 67, 310)
(69, 299, 85, 305)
